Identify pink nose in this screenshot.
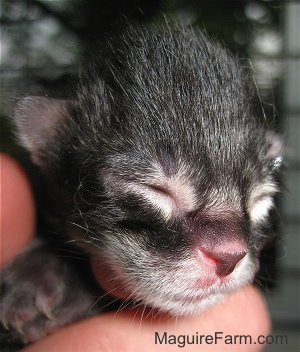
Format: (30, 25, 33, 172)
(190, 213, 248, 277)
(200, 246, 247, 276)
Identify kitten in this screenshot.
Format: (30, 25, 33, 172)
(0, 23, 282, 343)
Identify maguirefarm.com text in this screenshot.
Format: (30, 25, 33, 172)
(154, 331, 288, 348)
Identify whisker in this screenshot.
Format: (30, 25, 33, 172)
(138, 304, 147, 334)
(248, 59, 268, 125)
(67, 221, 98, 237)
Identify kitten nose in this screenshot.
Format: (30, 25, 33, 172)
(192, 215, 248, 277)
(201, 247, 247, 277)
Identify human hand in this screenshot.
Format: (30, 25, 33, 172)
(0, 154, 271, 352)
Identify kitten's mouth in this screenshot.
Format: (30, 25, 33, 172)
(91, 258, 223, 304)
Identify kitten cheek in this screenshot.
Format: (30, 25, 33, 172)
(91, 259, 132, 301)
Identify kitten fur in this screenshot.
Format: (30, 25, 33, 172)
(0, 23, 282, 343)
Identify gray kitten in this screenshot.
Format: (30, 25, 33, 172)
(0, 23, 282, 343)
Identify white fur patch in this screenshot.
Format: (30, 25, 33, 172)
(250, 197, 274, 223)
(248, 182, 278, 223)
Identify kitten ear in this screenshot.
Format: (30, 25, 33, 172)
(265, 131, 284, 171)
(13, 96, 74, 165)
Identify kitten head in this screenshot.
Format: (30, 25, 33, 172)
(13, 24, 283, 315)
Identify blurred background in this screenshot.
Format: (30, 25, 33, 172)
(0, 1, 299, 351)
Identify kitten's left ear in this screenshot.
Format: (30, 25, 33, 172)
(13, 96, 74, 166)
(265, 131, 284, 171)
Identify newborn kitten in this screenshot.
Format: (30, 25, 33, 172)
(0, 23, 282, 343)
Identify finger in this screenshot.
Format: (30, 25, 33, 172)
(21, 285, 270, 352)
(0, 154, 36, 268)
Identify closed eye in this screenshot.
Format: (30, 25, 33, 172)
(248, 183, 278, 223)
(249, 195, 274, 223)
(125, 183, 177, 219)
(249, 194, 274, 223)
(145, 184, 177, 215)
(125, 174, 197, 220)
(147, 184, 174, 198)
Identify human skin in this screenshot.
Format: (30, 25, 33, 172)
(0, 153, 271, 352)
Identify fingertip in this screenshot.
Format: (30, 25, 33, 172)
(0, 154, 36, 267)
(242, 285, 272, 337)
(20, 285, 271, 352)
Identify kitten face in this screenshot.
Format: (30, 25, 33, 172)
(14, 24, 282, 315)
(75, 156, 278, 315)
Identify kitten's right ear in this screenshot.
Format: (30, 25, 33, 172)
(13, 96, 74, 166)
